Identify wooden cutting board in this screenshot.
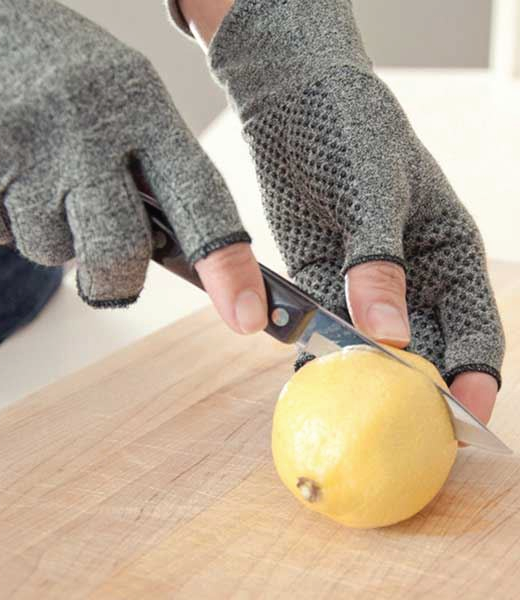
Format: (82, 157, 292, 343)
(1, 261, 520, 599)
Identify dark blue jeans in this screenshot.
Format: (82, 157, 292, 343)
(0, 246, 63, 343)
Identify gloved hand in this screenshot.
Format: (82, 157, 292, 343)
(207, 0, 505, 388)
(0, 0, 263, 327)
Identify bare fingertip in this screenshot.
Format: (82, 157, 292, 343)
(235, 289, 268, 334)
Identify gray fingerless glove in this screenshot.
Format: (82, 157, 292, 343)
(208, 0, 505, 385)
(0, 0, 249, 307)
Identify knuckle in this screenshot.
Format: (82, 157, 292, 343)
(350, 260, 406, 294)
(109, 47, 155, 81)
(61, 48, 157, 122)
(197, 242, 253, 273)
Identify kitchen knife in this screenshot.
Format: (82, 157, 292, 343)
(140, 190, 512, 455)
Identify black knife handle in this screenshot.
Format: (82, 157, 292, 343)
(145, 197, 204, 291)
(142, 193, 316, 345)
(259, 264, 316, 343)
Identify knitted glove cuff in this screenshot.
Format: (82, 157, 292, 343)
(445, 363, 502, 390)
(208, 0, 372, 118)
(188, 230, 251, 264)
(165, 0, 192, 37)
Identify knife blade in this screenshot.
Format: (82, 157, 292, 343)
(139, 190, 512, 455)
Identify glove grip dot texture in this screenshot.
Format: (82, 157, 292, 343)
(206, 0, 505, 385)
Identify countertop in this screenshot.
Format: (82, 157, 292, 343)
(1, 259, 519, 598)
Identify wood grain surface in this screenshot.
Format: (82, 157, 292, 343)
(1, 261, 520, 599)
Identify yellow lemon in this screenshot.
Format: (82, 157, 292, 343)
(272, 345, 457, 528)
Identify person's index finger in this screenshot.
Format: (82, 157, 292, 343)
(194, 242, 268, 335)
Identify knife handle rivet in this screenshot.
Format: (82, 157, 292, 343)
(272, 307, 290, 327)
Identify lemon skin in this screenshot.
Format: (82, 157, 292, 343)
(272, 345, 458, 528)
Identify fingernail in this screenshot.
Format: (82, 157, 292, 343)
(366, 303, 410, 343)
(235, 289, 267, 334)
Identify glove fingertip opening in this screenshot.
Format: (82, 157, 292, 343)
(294, 352, 317, 373)
(76, 273, 141, 310)
(444, 363, 502, 391)
(188, 231, 252, 265)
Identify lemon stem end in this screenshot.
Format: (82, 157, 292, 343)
(297, 477, 321, 503)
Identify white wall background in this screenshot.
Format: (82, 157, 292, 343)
(60, 0, 494, 134)
(354, 0, 492, 68)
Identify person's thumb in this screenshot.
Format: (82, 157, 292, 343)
(194, 242, 268, 335)
(345, 260, 410, 347)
